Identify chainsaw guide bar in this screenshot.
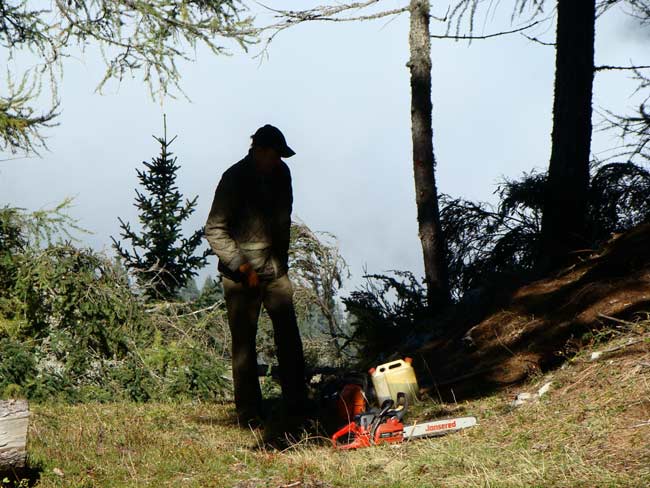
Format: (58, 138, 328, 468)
(403, 416, 478, 440)
(331, 393, 477, 449)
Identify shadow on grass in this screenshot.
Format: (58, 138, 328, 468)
(189, 395, 340, 451)
(0, 460, 42, 487)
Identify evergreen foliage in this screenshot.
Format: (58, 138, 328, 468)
(178, 278, 201, 302)
(440, 162, 650, 300)
(195, 276, 225, 309)
(0, 205, 350, 402)
(341, 160, 650, 365)
(0, 74, 59, 154)
(342, 271, 429, 365)
(441, 172, 545, 300)
(0, 0, 254, 154)
(0, 204, 231, 403)
(589, 162, 650, 241)
(0, 198, 86, 317)
(112, 122, 209, 300)
(447, 0, 650, 268)
(0, 207, 26, 306)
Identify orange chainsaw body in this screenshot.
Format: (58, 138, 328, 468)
(330, 393, 477, 449)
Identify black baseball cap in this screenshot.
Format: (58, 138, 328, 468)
(251, 124, 296, 158)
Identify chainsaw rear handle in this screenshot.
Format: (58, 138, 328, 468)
(378, 399, 394, 416)
(369, 399, 394, 435)
(378, 391, 408, 422)
(392, 392, 407, 421)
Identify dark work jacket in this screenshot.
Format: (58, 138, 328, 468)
(205, 152, 292, 282)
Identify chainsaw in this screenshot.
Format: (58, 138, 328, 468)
(331, 393, 477, 449)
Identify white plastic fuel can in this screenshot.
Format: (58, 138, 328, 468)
(369, 357, 419, 405)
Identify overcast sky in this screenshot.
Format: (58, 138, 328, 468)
(1, 2, 649, 291)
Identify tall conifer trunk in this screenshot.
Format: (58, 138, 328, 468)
(408, 0, 450, 308)
(540, 0, 596, 268)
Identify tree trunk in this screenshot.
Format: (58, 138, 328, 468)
(540, 0, 596, 268)
(408, 0, 450, 308)
(0, 400, 29, 469)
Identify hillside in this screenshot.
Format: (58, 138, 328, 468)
(420, 223, 650, 399)
(8, 325, 649, 487)
(3, 225, 650, 487)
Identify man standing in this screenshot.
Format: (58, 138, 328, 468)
(205, 124, 307, 426)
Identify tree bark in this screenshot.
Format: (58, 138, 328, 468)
(408, 0, 450, 308)
(540, 0, 596, 268)
(0, 400, 29, 469)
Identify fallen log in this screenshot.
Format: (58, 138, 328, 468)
(0, 400, 29, 469)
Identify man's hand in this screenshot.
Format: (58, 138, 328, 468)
(238, 262, 259, 288)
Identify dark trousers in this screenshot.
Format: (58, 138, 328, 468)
(222, 274, 307, 421)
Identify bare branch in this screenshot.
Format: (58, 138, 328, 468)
(430, 19, 544, 40)
(0, 156, 31, 163)
(448, 0, 548, 39)
(521, 33, 555, 46)
(175, 301, 224, 318)
(252, 1, 421, 58)
(595, 65, 650, 72)
(0, 0, 255, 155)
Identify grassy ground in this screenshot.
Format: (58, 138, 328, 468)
(6, 333, 650, 488)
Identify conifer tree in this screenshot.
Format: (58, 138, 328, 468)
(177, 278, 200, 302)
(112, 118, 208, 300)
(195, 276, 225, 308)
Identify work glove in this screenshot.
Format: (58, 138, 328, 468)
(238, 262, 260, 288)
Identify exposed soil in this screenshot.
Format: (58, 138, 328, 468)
(417, 223, 650, 400)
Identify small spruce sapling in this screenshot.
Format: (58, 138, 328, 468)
(112, 118, 209, 300)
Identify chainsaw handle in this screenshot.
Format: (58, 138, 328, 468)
(331, 422, 372, 450)
(368, 399, 394, 438)
(393, 392, 408, 421)
(377, 399, 394, 417)
(331, 422, 356, 447)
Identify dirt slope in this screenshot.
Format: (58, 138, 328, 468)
(418, 223, 650, 399)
